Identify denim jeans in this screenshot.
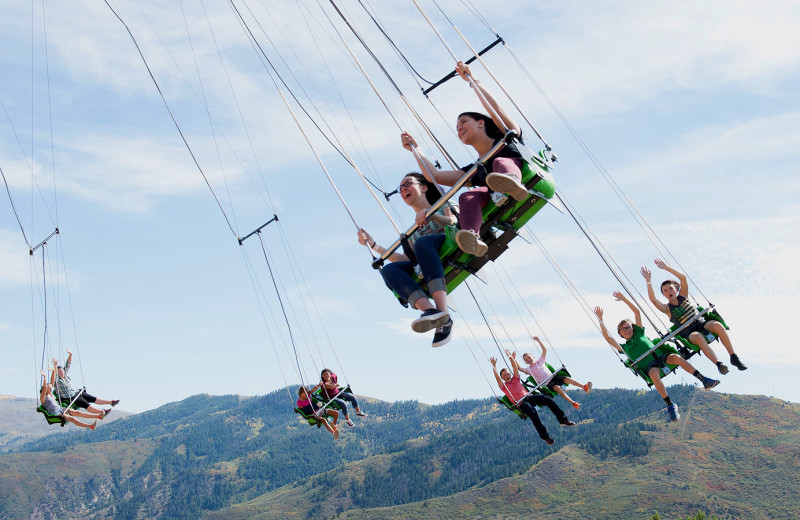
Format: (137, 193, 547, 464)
(518, 394, 568, 440)
(380, 233, 446, 307)
(332, 391, 359, 417)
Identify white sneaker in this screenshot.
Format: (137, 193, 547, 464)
(486, 172, 529, 202)
(346, 419, 355, 427)
(455, 230, 488, 256)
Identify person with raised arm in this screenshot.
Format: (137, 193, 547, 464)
(594, 292, 720, 423)
(319, 368, 366, 428)
(54, 350, 118, 416)
(491, 349, 575, 445)
(521, 336, 592, 410)
(296, 385, 339, 440)
(642, 258, 747, 372)
(358, 172, 457, 347)
(39, 362, 102, 429)
(401, 61, 529, 257)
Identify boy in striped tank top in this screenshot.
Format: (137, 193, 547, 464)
(642, 258, 747, 372)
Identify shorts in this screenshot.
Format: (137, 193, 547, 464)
(676, 317, 707, 340)
(71, 391, 98, 410)
(545, 374, 567, 390)
(640, 352, 672, 375)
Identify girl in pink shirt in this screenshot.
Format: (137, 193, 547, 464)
(521, 337, 592, 410)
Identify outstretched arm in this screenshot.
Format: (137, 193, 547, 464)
(64, 350, 72, 373)
(655, 258, 688, 298)
(401, 133, 463, 186)
(506, 351, 520, 379)
(39, 370, 48, 404)
(614, 291, 642, 328)
(594, 306, 623, 353)
(641, 266, 669, 314)
(357, 228, 408, 262)
(490, 357, 502, 386)
(532, 336, 547, 359)
(456, 62, 520, 136)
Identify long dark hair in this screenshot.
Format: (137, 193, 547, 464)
(458, 111, 504, 140)
(403, 172, 442, 206)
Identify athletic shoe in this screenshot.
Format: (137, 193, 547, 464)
(584, 382, 593, 394)
(346, 419, 355, 427)
(702, 377, 721, 390)
(560, 419, 576, 427)
(667, 403, 680, 422)
(90, 421, 97, 431)
(103, 409, 112, 418)
(572, 402, 581, 410)
(717, 362, 729, 375)
(432, 318, 454, 348)
(455, 229, 488, 256)
(356, 411, 367, 417)
(486, 172, 529, 201)
(411, 308, 450, 333)
(111, 399, 120, 407)
(730, 354, 748, 371)
(544, 437, 555, 445)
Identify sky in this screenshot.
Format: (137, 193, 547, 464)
(1, 0, 799, 414)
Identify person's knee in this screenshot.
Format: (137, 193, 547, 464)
(706, 320, 723, 332)
(689, 332, 704, 344)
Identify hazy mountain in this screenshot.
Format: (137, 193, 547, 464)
(1, 387, 797, 519)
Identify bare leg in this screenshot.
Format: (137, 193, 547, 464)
(431, 290, 448, 313)
(86, 404, 105, 415)
(705, 321, 735, 355)
(67, 409, 103, 420)
(412, 297, 434, 312)
(64, 415, 96, 430)
(689, 332, 719, 364)
(647, 368, 669, 399)
(93, 398, 114, 406)
(327, 409, 339, 426)
(666, 353, 698, 375)
(563, 377, 585, 387)
(553, 385, 580, 409)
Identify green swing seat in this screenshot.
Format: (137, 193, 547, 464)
(36, 405, 66, 427)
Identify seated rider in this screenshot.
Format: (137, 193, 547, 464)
(54, 350, 119, 416)
(642, 258, 747, 372)
(521, 336, 592, 410)
(402, 61, 529, 257)
(491, 350, 576, 445)
(594, 291, 721, 423)
(39, 362, 102, 430)
(358, 172, 457, 347)
(297, 385, 339, 440)
(319, 368, 366, 427)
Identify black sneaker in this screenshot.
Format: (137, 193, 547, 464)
(560, 420, 576, 427)
(544, 437, 555, 445)
(432, 318, 454, 348)
(667, 403, 680, 422)
(411, 309, 449, 333)
(717, 362, 729, 375)
(730, 354, 748, 371)
(702, 377, 721, 390)
(111, 399, 120, 407)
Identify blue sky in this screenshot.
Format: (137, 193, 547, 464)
(2, 0, 799, 413)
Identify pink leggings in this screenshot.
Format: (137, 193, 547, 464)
(458, 157, 523, 233)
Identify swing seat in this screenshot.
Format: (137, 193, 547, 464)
(294, 407, 325, 428)
(670, 306, 729, 353)
(399, 150, 554, 304)
(624, 338, 681, 387)
(36, 405, 66, 427)
(497, 396, 528, 420)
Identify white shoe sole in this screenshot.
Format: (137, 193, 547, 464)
(486, 173, 529, 202)
(455, 230, 489, 257)
(411, 310, 450, 333)
(432, 326, 453, 348)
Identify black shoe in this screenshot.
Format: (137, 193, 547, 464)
(667, 403, 680, 422)
(730, 354, 748, 371)
(432, 318, 454, 348)
(411, 309, 449, 333)
(717, 362, 729, 375)
(702, 377, 721, 390)
(111, 399, 120, 407)
(103, 409, 112, 418)
(560, 420, 576, 427)
(544, 437, 555, 445)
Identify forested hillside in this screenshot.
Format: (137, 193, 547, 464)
(1, 387, 797, 519)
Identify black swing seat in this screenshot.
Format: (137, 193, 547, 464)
(36, 405, 66, 427)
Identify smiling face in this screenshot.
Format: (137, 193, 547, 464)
(456, 114, 485, 145)
(57, 367, 65, 379)
(399, 175, 426, 207)
(522, 353, 533, 365)
(321, 370, 331, 383)
(617, 320, 634, 340)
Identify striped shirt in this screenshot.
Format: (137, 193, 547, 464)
(668, 295, 699, 326)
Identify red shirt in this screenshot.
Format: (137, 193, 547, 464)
(499, 375, 526, 404)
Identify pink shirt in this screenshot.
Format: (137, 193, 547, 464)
(296, 397, 311, 408)
(523, 353, 552, 384)
(499, 375, 527, 404)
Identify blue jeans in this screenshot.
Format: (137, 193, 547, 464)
(333, 391, 359, 417)
(518, 395, 569, 440)
(380, 233, 446, 307)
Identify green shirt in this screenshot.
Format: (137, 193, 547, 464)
(623, 325, 660, 372)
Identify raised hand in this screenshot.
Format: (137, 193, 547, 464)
(613, 291, 626, 302)
(456, 61, 473, 82)
(594, 306, 604, 319)
(400, 132, 418, 151)
(654, 258, 668, 270)
(490, 356, 497, 366)
(357, 228, 373, 247)
(640, 266, 652, 281)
